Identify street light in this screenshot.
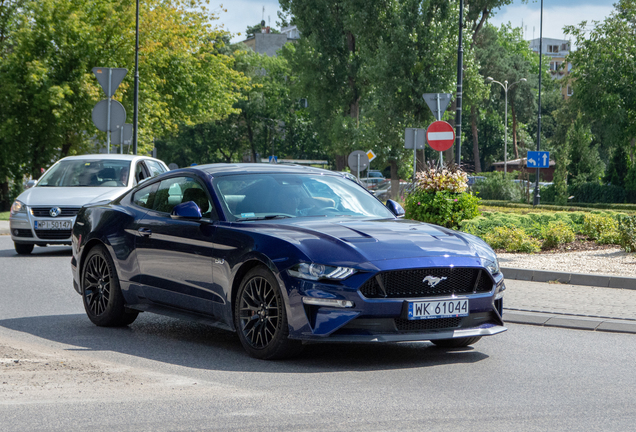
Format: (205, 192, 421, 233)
(486, 77, 527, 178)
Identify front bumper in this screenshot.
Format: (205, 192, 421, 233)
(10, 210, 76, 245)
(281, 259, 506, 343)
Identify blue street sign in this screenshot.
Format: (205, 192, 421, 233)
(269, 155, 278, 164)
(527, 151, 550, 168)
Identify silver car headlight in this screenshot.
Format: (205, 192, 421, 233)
(481, 257, 500, 275)
(10, 200, 26, 215)
(288, 263, 356, 281)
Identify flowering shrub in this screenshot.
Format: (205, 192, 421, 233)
(404, 163, 480, 230)
(414, 163, 468, 193)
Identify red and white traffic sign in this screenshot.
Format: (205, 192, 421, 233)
(426, 120, 455, 152)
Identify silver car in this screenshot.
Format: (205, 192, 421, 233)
(9, 154, 169, 254)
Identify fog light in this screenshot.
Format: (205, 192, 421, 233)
(13, 229, 18, 236)
(302, 297, 354, 308)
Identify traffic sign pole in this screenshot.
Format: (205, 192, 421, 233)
(107, 69, 112, 154)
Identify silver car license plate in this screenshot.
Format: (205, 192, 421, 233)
(34, 220, 73, 230)
(407, 298, 469, 320)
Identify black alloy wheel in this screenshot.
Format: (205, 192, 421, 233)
(235, 267, 302, 359)
(81, 245, 138, 327)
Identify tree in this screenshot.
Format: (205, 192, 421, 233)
(567, 114, 604, 186)
(0, 0, 248, 180)
(565, 0, 636, 171)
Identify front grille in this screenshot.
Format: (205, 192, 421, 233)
(30, 207, 80, 217)
(14, 229, 33, 238)
(395, 317, 462, 331)
(359, 268, 493, 299)
(35, 229, 72, 240)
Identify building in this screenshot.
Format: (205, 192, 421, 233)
(241, 25, 300, 57)
(529, 37, 573, 99)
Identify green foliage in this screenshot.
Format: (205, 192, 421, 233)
(539, 221, 575, 249)
(605, 144, 631, 188)
(0, 0, 248, 180)
(617, 215, 636, 252)
(482, 227, 541, 253)
(404, 190, 480, 230)
(582, 214, 621, 244)
(570, 182, 627, 204)
(566, 114, 604, 186)
(471, 173, 521, 201)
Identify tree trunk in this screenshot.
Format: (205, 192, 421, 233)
(335, 155, 346, 171)
(511, 103, 519, 159)
(389, 159, 399, 200)
(0, 180, 10, 211)
(471, 105, 481, 172)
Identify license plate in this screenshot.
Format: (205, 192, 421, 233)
(407, 298, 469, 320)
(34, 220, 73, 230)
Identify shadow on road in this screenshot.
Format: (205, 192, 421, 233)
(0, 245, 72, 258)
(0, 313, 489, 373)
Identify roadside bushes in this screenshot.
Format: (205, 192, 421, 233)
(470, 173, 521, 201)
(404, 163, 480, 230)
(461, 210, 634, 253)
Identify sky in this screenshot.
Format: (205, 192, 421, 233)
(218, 0, 617, 44)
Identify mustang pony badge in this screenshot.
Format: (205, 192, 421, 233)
(423, 275, 447, 287)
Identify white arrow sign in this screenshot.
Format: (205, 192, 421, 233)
(527, 158, 536, 166)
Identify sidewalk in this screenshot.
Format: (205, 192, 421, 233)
(503, 269, 636, 334)
(0, 220, 9, 235)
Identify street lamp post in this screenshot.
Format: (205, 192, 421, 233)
(487, 77, 526, 178)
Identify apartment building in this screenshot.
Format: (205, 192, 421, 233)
(529, 37, 573, 99)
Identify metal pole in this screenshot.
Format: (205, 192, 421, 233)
(534, 0, 543, 206)
(120, 127, 124, 154)
(357, 154, 360, 180)
(436, 94, 443, 166)
(504, 81, 508, 178)
(413, 129, 418, 179)
(455, 0, 464, 166)
(133, 0, 140, 155)
(107, 69, 112, 154)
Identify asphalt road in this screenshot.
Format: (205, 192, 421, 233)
(1, 236, 635, 431)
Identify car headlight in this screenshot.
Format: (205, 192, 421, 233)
(10, 200, 26, 215)
(481, 258, 500, 275)
(288, 263, 356, 281)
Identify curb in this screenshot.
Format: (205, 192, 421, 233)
(501, 267, 636, 290)
(504, 310, 636, 334)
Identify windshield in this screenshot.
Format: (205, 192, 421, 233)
(214, 173, 395, 221)
(37, 159, 131, 187)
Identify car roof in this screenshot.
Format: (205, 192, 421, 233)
(197, 163, 337, 177)
(58, 154, 162, 162)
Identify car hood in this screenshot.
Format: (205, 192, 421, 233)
(242, 218, 496, 265)
(18, 186, 127, 207)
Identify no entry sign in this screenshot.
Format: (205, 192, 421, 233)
(426, 120, 455, 152)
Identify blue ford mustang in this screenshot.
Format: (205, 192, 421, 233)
(71, 164, 506, 359)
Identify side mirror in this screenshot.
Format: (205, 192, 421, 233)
(171, 201, 202, 220)
(26, 179, 37, 189)
(385, 200, 405, 218)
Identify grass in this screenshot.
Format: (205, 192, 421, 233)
(0, 211, 9, 221)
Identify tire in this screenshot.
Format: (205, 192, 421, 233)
(14, 243, 34, 255)
(234, 266, 303, 360)
(81, 245, 138, 327)
(431, 336, 482, 348)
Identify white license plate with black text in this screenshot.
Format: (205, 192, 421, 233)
(407, 298, 469, 320)
(34, 220, 73, 230)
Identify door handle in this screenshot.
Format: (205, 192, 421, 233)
(138, 228, 152, 237)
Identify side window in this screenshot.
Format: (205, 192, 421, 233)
(152, 176, 217, 219)
(134, 161, 149, 184)
(132, 183, 158, 209)
(145, 160, 167, 177)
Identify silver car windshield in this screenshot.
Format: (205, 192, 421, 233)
(37, 160, 131, 187)
(214, 173, 395, 221)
